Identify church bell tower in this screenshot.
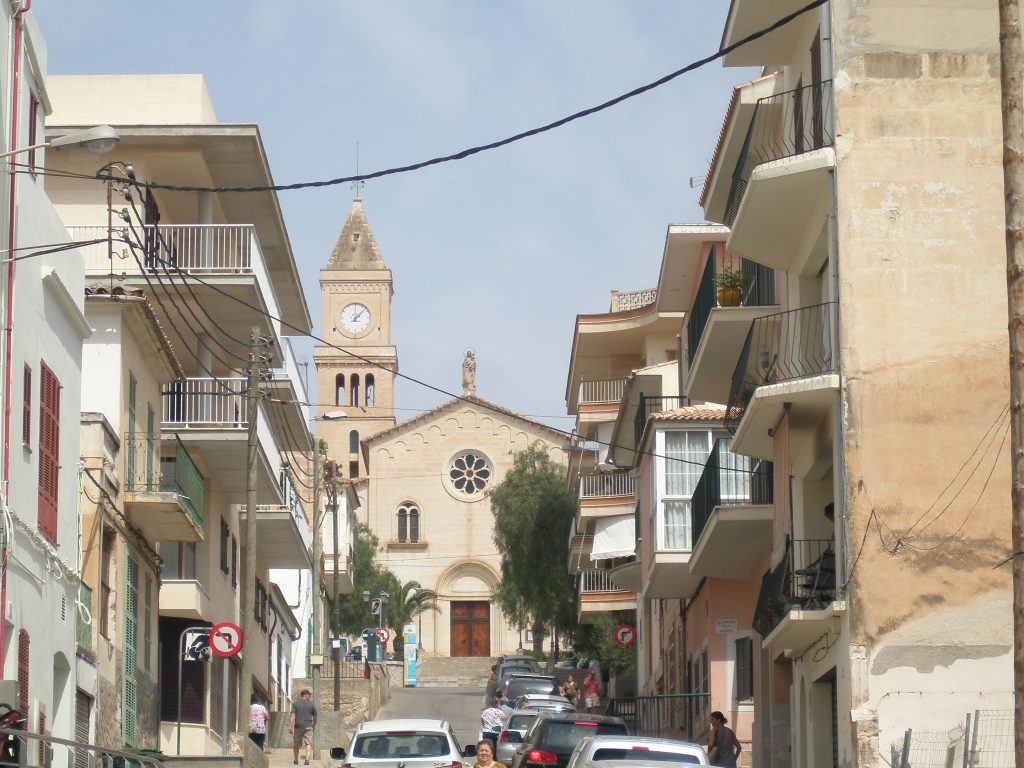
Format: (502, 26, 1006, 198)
(314, 198, 398, 478)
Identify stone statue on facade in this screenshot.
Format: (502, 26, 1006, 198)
(462, 350, 477, 396)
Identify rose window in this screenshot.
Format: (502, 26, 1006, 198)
(448, 451, 492, 496)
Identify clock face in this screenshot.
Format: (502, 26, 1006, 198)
(340, 302, 371, 334)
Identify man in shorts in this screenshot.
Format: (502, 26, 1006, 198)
(289, 689, 318, 765)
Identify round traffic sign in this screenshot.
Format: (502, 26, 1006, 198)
(614, 624, 635, 648)
(376, 627, 390, 644)
(209, 622, 244, 658)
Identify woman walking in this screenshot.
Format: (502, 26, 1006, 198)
(248, 693, 270, 751)
(707, 711, 741, 767)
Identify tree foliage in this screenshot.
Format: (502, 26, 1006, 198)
(389, 580, 440, 656)
(333, 522, 400, 636)
(490, 445, 578, 640)
(574, 613, 636, 676)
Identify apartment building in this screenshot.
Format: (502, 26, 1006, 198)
(43, 74, 329, 755)
(689, 1, 1012, 766)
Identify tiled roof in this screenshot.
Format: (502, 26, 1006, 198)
(84, 284, 185, 379)
(651, 404, 727, 421)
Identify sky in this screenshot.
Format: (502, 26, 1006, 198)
(37, 1, 753, 427)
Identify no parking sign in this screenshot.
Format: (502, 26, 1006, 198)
(614, 624, 636, 648)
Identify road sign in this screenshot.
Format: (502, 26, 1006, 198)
(209, 622, 243, 658)
(372, 598, 383, 615)
(614, 624, 636, 648)
(183, 631, 211, 661)
(376, 627, 390, 645)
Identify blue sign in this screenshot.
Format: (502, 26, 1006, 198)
(403, 624, 417, 686)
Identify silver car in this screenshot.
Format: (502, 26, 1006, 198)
(565, 735, 709, 768)
(494, 710, 539, 764)
(330, 718, 477, 768)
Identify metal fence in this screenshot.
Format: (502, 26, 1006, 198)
(634, 395, 686, 444)
(0, 724, 165, 768)
(578, 569, 621, 594)
(123, 433, 205, 530)
(891, 710, 1014, 768)
(579, 473, 635, 498)
(605, 694, 710, 742)
(578, 378, 626, 405)
(690, 440, 774, 547)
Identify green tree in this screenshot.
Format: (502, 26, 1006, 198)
(574, 613, 636, 676)
(388, 580, 440, 657)
(332, 522, 400, 636)
(490, 445, 578, 648)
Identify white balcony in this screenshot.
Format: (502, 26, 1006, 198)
(578, 472, 636, 522)
(577, 568, 636, 624)
(720, 0, 824, 68)
(240, 501, 312, 569)
(159, 579, 212, 621)
(644, 502, 702, 599)
(268, 337, 312, 451)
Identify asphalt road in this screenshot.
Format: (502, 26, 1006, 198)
(374, 686, 485, 750)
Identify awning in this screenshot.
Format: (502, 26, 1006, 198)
(591, 514, 636, 560)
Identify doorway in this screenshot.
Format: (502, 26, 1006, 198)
(450, 601, 490, 657)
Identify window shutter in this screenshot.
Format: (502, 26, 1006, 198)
(21, 365, 30, 445)
(17, 630, 28, 715)
(126, 372, 137, 488)
(123, 554, 138, 746)
(37, 363, 60, 544)
(144, 575, 153, 673)
(145, 404, 155, 489)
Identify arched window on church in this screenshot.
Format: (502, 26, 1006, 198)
(397, 501, 419, 544)
(365, 374, 376, 407)
(350, 373, 360, 407)
(349, 430, 359, 454)
(397, 506, 408, 543)
(409, 506, 420, 543)
(335, 374, 345, 406)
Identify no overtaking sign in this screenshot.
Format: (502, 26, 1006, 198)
(209, 622, 243, 658)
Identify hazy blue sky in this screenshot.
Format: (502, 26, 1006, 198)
(37, 1, 752, 427)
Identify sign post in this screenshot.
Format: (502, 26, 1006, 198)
(403, 624, 417, 687)
(208, 622, 243, 756)
(177, 625, 213, 756)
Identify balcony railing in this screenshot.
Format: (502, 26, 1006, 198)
(634, 395, 685, 445)
(687, 252, 777, 367)
(279, 468, 309, 528)
(691, 440, 774, 545)
(578, 378, 626, 406)
(274, 336, 309, 406)
(752, 537, 836, 637)
(578, 568, 623, 594)
(605, 694, 710, 741)
(124, 432, 206, 530)
(725, 79, 835, 227)
(612, 288, 657, 312)
(163, 377, 247, 428)
(725, 302, 837, 433)
(76, 582, 93, 652)
(579, 473, 635, 498)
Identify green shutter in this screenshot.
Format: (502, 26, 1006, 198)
(145, 404, 155, 489)
(123, 554, 138, 746)
(126, 372, 137, 488)
(143, 574, 152, 673)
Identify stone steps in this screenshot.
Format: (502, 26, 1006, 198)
(415, 656, 494, 688)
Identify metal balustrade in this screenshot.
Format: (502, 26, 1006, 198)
(752, 537, 836, 638)
(123, 433, 206, 530)
(162, 377, 247, 428)
(633, 395, 685, 444)
(578, 568, 622, 594)
(725, 302, 837, 433)
(605, 694, 710, 741)
(690, 440, 774, 546)
(70, 223, 261, 273)
(577, 378, 626, 405)
(579, 472, 635, 498)
(725, 79, 834, 227)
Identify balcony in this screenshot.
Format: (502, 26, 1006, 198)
(68, 223, 284, 362)
(162, 377, 284, 504)
(268, 337, 312, 451)
(576, 379, 627, 425)
(726, 302, 839, 458)
(323, 543, 355, 597)
(688, 441, 773, 581)
(721, 0, 824, 68)
(241, 471, 312, 569)
(753, 537, 844, 654)
(123, 433, 205, 543)
(724, 80, 835, 271)
(685, 253, 778, 404)
(633, 395, 685, 445)
(160, 579, 212, 621)
(567, 523, 594, 574)
(577, 568, 636, 624)
(578, 472, 636, 522)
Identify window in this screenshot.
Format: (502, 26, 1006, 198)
(17, 630, 29, 716)
(335, 374, 345, 406)
(718, 438, 751, 502)
(350, 373, 360, 406)
(446, 450, 493, 498)
(144, 575, 153, 673)
(735, 636, 753, 701)
(99, 525, 114, 638)
(231, 535, 238, 587)
(397, 507, 408, 543)
(409, 506, 420, 543)
(660, 431, 711, 550)
(123, 554, 138, 746)
(398, 502, 419, 543)
(21, 365, 30, 445)
(127, 371, 137, 485)
(219, 518, 230, 575)
(365, 374, 375, 406)
(349, 460, 360, 479)
(37, 362, 61, 544)
(27, 92, 39, 171)
(349, 430, 360, 454)
(159, 541, 196, 580)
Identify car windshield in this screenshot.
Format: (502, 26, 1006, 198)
(501, 666, 535, 679)
(540, 722, 628, 754)
(353, 732, 449, 758)
(508, 715, 537, 731)
(505, 680, 557, 700)
(592, 749, 700, 764)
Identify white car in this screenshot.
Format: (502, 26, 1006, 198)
(565, 735, 709, 767)
(330, 718, 477, 768)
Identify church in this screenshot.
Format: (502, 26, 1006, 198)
(315, 199, 568, 656)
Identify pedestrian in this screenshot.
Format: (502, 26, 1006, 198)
(481, 696, 505, 738)
(474, 738, 506, 768)
(582, 667, 601, 714)
(289, 689, 318, 766)
(707, 711, 741, 767)
(562, 674, 579, 708)
(248, 693, 269, 751)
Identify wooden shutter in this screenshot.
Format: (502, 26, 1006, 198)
(21, 365, 30, 445)
(17, 630, 28, 715)
(144, 574, 153, 673)
(123, 554, 138, 745)
(74, 691, 90, 768)
(37, 709, 45, 766)
(37, 363, 60, 544)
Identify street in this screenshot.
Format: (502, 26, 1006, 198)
(375, 686, 486, 750)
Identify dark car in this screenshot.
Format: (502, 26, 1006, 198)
(501, 675, 559, 706)
(509, 713, 628, 768)
(485, 657, 543, 703)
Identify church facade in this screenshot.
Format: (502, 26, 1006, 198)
(316, 199, 567, 656)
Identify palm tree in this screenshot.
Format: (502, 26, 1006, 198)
(389, 580, 440, 658)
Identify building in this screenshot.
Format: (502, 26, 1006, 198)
(317, 200, 567, 657)
(46, 74, 321, 755)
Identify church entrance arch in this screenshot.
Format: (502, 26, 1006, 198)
(437, 560, 498, 657)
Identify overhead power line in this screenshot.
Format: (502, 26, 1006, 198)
(89, 0, 828, 195)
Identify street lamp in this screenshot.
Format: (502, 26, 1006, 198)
(3, 124, 120, 160)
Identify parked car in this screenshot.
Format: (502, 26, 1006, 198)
(495, 711, 539, 765)
(564, 735, 709, 767)
(513, 694, 574, 713)
(329, 718, 476, 768)
(509, 713, 628, 768)
(502, 675, 559, 705)
(486, 656, 543, 703)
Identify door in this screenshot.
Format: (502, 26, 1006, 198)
(450, 601, 490, 657)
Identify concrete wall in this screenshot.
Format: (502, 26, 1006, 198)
(48, 74, 217, 126)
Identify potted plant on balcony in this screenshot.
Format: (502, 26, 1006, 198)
(715, 263, 749, 307)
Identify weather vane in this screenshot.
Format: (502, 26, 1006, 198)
(352, 141, 365, 199)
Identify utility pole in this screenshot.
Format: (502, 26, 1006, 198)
(309, 440, 322, 757)
(1000, 1, 1024, 765)
(237, 327, 264, 733)
(331, 472, 342, 711)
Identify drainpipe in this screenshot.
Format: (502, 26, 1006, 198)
(0, 0, 31, 675)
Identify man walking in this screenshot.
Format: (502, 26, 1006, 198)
(289, 689, 318, 766)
